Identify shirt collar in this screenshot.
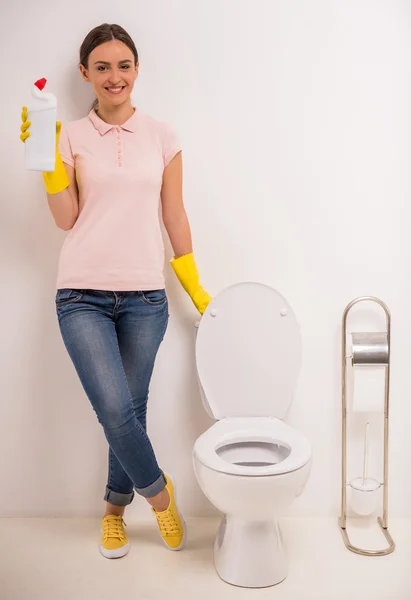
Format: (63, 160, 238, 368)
(88, 108, 138, 135)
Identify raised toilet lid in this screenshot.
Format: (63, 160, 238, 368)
(195, 282, 302, 420)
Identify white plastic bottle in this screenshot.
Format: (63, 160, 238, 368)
(25, 78, 57, 172)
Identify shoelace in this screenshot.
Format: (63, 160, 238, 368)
(155, 510, 181, 536)
(103, 516, 127, 541)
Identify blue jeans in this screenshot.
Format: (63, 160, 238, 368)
(56, 288, 169, 506)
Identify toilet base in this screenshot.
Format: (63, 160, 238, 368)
(213, 515, 288, 588)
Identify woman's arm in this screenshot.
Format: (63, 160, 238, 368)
(161, 152, 192, 257)
(161, 152, 211, 314)
(47, 162, 79, 231)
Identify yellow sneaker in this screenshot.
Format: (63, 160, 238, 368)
(100, 515, 130, 559)
(153, 475, 187, 550)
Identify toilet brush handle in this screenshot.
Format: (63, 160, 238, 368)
(362, 422, 370, 484)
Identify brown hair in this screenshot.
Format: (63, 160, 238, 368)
(79, 23, 139, 110)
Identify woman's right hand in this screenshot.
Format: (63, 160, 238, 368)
(20, 106, 62, 144)
(20, 106, 31, 142)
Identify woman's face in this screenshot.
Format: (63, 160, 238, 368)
(80, 39, 139, 108)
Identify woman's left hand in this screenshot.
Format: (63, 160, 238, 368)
(170, 253, 211, 314)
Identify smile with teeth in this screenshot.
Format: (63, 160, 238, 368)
(105, 86, 126, 94)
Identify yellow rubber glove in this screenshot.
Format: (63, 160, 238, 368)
(170, 253, 212, 315)
(20, 106, 70, 195)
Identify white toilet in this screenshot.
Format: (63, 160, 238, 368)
(192, 282, 312, 588)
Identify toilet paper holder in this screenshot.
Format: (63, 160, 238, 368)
(339, 296, 395, 556)
(349, 332, 388, 365)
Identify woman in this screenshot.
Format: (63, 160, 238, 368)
(20, 23, 211, 559)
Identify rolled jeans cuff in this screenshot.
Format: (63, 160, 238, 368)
(104, 473, 167, 505)
(135, 472, 167, 499)
(104, 487, 135, 507)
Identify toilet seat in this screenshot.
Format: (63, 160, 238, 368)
(194, 417, 312, 477)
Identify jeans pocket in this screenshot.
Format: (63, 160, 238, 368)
(55, 288, 84, 307)
(141, 289, 167, 306)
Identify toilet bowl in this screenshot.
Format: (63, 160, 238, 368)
(192, 282, 312, 588)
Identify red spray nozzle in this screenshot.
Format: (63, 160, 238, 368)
(34, 78, 47, 90)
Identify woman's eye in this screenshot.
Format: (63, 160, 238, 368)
(97, 65, 129, 71)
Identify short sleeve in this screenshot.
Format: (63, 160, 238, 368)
(162, 122, 182, 167)
(58, 125, 75, 167)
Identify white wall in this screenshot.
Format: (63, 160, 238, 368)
(1, 0, 410, 519)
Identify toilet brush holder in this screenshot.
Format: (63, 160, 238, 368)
(349, 477, 380, 516)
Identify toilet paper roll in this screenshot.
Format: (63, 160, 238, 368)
(350, 364, 386, 412)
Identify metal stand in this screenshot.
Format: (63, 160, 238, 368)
(339, 296, 395, 556)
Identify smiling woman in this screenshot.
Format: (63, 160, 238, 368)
(79, 24, 139, 115)
(19, 22, 211, 562)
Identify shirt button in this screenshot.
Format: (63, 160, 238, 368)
(118, 162, 122, 167)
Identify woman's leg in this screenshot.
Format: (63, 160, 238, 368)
(106, 289, 170, 512)
(56, 290, 167, 503)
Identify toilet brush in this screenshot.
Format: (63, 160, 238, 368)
(350, 421, 380, 515)
(362, 422, 370, 486)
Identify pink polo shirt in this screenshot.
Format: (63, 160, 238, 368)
(56, 108, 181, 291)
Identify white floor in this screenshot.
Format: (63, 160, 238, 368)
(1, 517, 410, 600)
